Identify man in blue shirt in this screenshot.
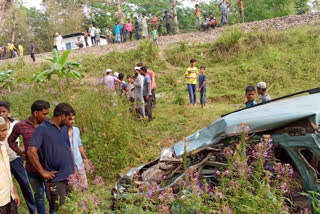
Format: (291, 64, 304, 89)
(141, 66, 153, 121)
(134, 17, 140, 40)
(27, 103, 76, 214)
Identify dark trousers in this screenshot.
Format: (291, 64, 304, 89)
(144, 96, 153, 120)
(166, 23, 171, 34)
(158, 25, 162, 36)
(122, 30, 127, 42)
(28, 172, 48, 214)
(128, 32, 133, 41)
(10, 50, 15, 58)
(84, 37, 89, 47)
(0, 199, 17, 214)
(135, 28, 140, 40)
(187, 84, 196, 104)
(200, 89, 206, 105)
(31, 53, 35, 62)
(48, 181, 71, 214)
(200, 24, 209, 31)
(10, 158, 37, 214)
(91, 36, 96, 46)
(151, 88, 156, 106)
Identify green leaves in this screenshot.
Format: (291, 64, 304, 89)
(0, 70, 16, 92)
(34, 49, 84, 92)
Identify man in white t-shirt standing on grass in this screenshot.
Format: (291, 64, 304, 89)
(89, 24, 96, 46)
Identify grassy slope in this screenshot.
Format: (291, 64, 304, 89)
(0, 24, 319, 188)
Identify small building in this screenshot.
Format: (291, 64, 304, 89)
(61, 32, 108, 50)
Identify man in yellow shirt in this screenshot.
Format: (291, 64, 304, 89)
(18, 44, 23, 56)
(194, 4, 202, 30)
(8, 42, 14, 58)
(185, 58, 199, 106)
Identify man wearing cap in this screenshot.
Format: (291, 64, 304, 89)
(133, 67, 145, 118)
(100, 69, 121, 94)
(256, 82, 271, 103)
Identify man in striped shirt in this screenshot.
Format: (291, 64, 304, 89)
(0, 116, 20, 214)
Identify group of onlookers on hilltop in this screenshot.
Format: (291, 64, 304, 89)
(0, 42, 36, 62)
(0, 100, 88, 214)
(99, 63, 156, 121)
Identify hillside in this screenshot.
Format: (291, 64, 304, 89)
(0, 14, 319, 213)
(0, 12, 319, 65)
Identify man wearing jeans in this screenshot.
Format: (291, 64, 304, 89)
(185, 58, 199, 106)
(28, 103, 76, 214)
(9, 100, 50, 214)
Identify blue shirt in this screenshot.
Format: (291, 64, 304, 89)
(143, 74, 152, 96)
(114, 24, 123, 35)
(199, 74, 206, 91)
(30, 120, 74, 182)
(70, 127, 84, 170)
(245, 100, 257, 108)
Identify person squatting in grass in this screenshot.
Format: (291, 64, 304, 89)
(198, 66, 207, 109)
(9, 100, 50, 214)
(185, 58, 199, 107)
(0, 116, 21, 214)
(256, 81, 271, 104)
(0, 101, 38, 214)
(27, 103, 77, 214)
(245, 86, 257, 108)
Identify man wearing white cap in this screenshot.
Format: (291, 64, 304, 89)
(133, 67, 145, 118)
(101, 69, 121, 94)
(256, 81, 271, 103)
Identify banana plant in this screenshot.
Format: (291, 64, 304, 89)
(0, 70, 15, 92)
(35, 49, 84, 93)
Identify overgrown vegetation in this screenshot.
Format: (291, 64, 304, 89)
(0, 24, 318, 213)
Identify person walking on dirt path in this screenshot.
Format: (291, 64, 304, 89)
(157, 15, 163, 37)
(84, 30, 89, 47)
(9, 100, 50, 214)
(238, 0, 244, 23)
(125, 19, 133, 41)
(114, 22, 123, 43)
(133, 67, 145, 119)
(27, 103, 77, 214)
(256, 82, 271, 103)
(141, 13, 149, 39)
(134, 17, 140, 40)
(219, 0, 231, 25)
(30, 42, 36, 62)
(89, 24, 96, 46)
(163, 11, 173, 35)
(8, 42, 15, 58)
(195, 4, 202, 30)
(95, 26, 101, 46)
(185, 59, 199, 107)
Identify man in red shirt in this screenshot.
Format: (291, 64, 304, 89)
(8, 100, 50, 214)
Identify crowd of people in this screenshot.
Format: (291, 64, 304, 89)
(99, 63, 156, 121)
(0, 100, 88, 214)
(0, 41, 36, 62)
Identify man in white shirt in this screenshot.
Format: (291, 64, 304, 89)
(89, 24, 96, 46)
(133, 67, 145, 118)
(0, 116, 20, 214)
(55, 33, 64, 51)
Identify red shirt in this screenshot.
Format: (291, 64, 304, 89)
(8, 118, 37, 172)
(147, 70, 156, 89)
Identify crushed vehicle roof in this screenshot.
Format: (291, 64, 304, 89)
(174, 88, 320, 157)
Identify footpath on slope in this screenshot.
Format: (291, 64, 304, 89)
(1, 12, 319, 65)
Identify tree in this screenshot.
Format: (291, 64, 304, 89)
(0, 0, 13, 31)
(172, 0, 179, 33)
(295, 0, 310, 14)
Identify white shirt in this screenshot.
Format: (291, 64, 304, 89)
(89, 27, 96, 37)
(4, 120, 19, 162)
(141, 17, 148, 27)
(0, 141, 15, 206)
(55, 36, 63, 51)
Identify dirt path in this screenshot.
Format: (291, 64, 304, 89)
(1, 12, 319, 66)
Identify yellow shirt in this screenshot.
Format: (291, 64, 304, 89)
(195, 8, 201, 17)
(0, 141, 15, 206)
(185, 67, 199, 84)
(18, 45, 23, 54)
(8, 43, 14, 51)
